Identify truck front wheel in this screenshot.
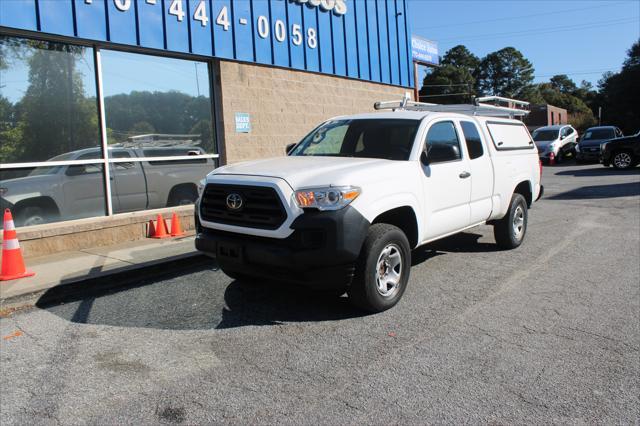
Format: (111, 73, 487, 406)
(15, 205, 48, 227)
(348, 223, 411, 313)
(493, 193, 528, 249)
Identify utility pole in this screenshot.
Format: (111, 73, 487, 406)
(598, 107, 602, 126)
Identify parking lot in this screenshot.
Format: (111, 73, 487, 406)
(1, 163, 639, 424)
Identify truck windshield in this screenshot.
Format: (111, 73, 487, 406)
(583, 128, 615, 140)
(290, 119, 420, 160)
(533, 130, 559, 142)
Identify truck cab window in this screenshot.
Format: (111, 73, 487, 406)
(460, 121, 484, 159)
(425, 122, 462, 163)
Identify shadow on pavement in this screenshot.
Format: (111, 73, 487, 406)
(216, 281, 362, 329)
(37, 232, 501, 330)
(547, 182, 640, 200)
(555, 166, 640, 177)
(423, 232, 500, 254)
(36, 259, 364, 330)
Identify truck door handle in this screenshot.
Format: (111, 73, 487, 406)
(459, 171, 471, 179)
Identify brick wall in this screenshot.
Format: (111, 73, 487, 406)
(216, 61, 411, 164)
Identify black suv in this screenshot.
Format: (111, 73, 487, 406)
(601, 132, 640, 169)
(576, 126, 623, 162)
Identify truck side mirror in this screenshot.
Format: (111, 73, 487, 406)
(65, 165, 86, 176)
(285, 143, 296, 155)
(420, 150, 429, 166)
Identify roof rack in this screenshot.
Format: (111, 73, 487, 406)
(374, 92, 530, 118)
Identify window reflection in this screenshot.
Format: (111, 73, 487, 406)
(0, 36, 218, 227)
(101, 50, 215, 156)
(0, 36, 100, 164)
(0, 165, 106, 228)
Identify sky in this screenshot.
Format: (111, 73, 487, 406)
(2, 0, 638, 103)
(408, 0, 640, 86)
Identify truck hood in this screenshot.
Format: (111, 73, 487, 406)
(0, 174, 59, 204)
(534, 140, 558, 148)
(579, 139, 609, 148)
(211, 156, 407, 189)
(1, 173, 56, 189)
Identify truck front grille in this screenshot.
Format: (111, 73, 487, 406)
(200, 184, 287, 230)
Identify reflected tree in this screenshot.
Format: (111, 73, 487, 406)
(18, 41, 99, 162)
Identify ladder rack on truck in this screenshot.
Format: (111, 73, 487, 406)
(374, 93, 530, 119)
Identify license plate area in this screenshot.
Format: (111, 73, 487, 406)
(216, 242, 243, 263)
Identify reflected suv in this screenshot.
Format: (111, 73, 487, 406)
(532, 125, 578, 163)
(576, 126, 623, 163)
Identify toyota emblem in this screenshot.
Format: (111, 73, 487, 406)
(226, 193, 243, 210)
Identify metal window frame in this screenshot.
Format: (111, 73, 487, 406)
(0, 31, 220, 218)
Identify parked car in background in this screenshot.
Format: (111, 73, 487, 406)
(0, 146, 214, 227)
(601, 131, 640, 169)
(576, 126, 623, 163)
(532, 125, 578, 163)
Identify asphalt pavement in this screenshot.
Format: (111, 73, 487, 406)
(1, 162, 639, 424)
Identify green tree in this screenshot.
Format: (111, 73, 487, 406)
(549, 74, 578, 94)
(476, 47, 534, 97)
(441, 45, 480, 75)
(419, 65, 475, 104)
(419, 45, 479, 104)
(104, 91, 213, 147)
(0, 95, 24, 162)
(18, 42, 99, 162)
(595, 40, 640, 133)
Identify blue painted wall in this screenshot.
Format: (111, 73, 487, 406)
(0, 0, 413, 88)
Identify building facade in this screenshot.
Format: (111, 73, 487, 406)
(0, 0, 414, 253)
(526, 104, 568, 130)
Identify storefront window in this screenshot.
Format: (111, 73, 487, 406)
(101, 50, 215, 156)
(0, 36, 105, 227)
(1, 35, 217, 228)
(0, 36, 101, 164)
(100, 50, 216, 211)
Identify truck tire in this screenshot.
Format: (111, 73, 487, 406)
(168, 186, 198, 207)
(348, 223, 411, 313)
(493, 193, 528, 249)
(15, 206, 48, 227)
(219, 265, 253, 283)
(612, 151, 634, 170)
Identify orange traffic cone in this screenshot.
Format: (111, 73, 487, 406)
(170, 213, 185, 237)
(147, 219, 156, 238)
(1, 209, 35, 281)
(151, 214, 170, 239)
(549, 152, 556, 166)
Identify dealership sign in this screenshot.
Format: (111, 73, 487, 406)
(289, 0, 347, 15)
(411, 36, 439, 66)
(0, 0, 414, 88)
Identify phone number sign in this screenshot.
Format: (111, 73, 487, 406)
(0, 0, 414, 88)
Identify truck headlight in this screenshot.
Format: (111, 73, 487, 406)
(575, 144, 580, 152)
(197, 179, 206, 197)
(294, 186, 361, 211)
(600, 142, 608, 151)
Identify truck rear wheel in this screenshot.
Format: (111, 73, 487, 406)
(493, 193, 528, 249)
(348, 223, 411, 313)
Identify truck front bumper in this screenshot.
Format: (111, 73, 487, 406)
(195, 206, 370, 288)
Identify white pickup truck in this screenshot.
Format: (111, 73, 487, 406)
(195, 99, 543, 312)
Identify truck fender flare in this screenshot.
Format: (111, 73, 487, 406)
(359, 193, 423, 244)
